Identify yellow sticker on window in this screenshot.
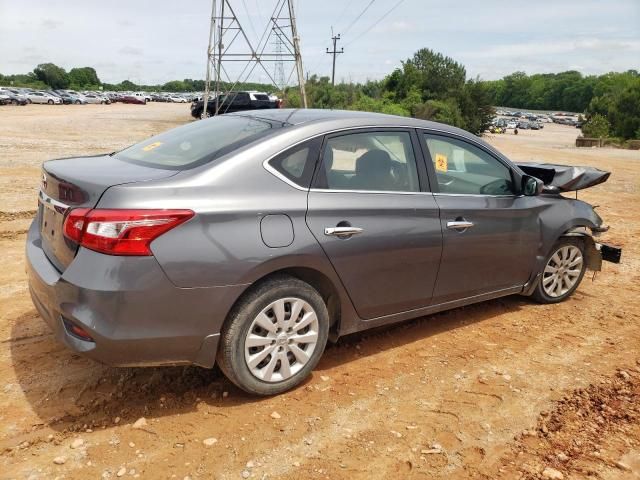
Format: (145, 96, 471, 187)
(142, 141, 163, 152)
(435, 153, 448, 172)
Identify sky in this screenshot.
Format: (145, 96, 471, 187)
(0, 0, 638, 86)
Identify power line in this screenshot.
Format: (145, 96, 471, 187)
(241, 0, 259, 43)
(342, 0, 376, 36)
(334, 0, 356, 32)
(344, 0, 406, 47)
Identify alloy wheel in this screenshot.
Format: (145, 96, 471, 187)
(542, 245, 584, 298)
(244, 297, 319, 383)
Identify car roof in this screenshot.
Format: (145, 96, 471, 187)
(232, 108, 472, 136)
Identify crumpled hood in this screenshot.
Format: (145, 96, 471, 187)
(515, 162, 611, 192)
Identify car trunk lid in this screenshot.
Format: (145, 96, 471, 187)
(38, 154, 178, 271)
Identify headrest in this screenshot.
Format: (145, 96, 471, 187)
(355, 150, 391, 175)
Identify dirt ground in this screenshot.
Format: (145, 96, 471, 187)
(1, 104, 639, 480)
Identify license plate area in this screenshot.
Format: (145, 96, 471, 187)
(40, 200, 66, 246)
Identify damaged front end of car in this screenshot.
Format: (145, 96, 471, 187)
(517, 161, 623, 271)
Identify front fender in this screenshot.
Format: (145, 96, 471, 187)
(522, 197, 604, 295)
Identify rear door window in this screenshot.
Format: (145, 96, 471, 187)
(315, 131, 420, 192)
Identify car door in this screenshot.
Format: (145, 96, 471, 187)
(306, 128, 442, 320)
(420, 131, 540, 304)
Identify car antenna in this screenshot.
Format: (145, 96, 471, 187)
(283, 109, 299, 125)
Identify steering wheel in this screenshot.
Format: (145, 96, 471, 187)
(480, 179, 511, 195)
(390, 161, 408, 188)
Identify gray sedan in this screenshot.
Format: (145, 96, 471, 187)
(26, 109, 616, 395)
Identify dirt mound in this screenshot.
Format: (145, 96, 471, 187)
(501, 364, 640, 479)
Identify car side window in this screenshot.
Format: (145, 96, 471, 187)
(422, 133, 514, 195)
(316, 131, 420, 192)
(268, 138, 321, 188)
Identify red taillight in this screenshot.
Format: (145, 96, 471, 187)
(63, 209, 194, 256)
(63, 208, 91, 243)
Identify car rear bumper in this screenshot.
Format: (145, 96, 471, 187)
(25, 218, 246, 368)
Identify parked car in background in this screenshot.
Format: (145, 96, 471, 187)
(0, 91, 28, 105)
(64, 92, 88, 104)
(168, 95, 187, 103)
(191, 91, 279, 118)
(517, 121, 531, 129)
(26, 91, 62, 104)
(133, 92, 152, 102)
(83, 93, 111, 104)
(26, 109, 619, 396)
(506, 121, 518, 129)
(121, 94, 147, 105)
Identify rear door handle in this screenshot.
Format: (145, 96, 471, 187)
(446, 220, 474, 231)
(324, 226, 364, 238)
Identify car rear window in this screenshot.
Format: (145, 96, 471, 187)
(114, 116, 275, 170)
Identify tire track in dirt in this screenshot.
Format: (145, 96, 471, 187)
(0, 210, 37, 222)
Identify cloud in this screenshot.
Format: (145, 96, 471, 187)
(471, 38, 640, 59)
(119, 46, 143, 56)
(372, 20, 418, 34)
(41, 19, 62, 30)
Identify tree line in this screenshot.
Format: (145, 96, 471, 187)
(1, 51, 638, 139)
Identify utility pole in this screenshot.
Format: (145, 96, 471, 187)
(326, 32, 343, 86)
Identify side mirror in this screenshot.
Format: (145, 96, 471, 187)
(522, 175, 544, 196)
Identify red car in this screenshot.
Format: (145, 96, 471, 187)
(120, 94, 147, 105)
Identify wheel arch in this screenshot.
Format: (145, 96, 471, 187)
(229, 266, 343, 341)
(523, 223, 601, 296)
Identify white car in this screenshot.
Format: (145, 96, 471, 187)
(506, 121, 518, 129)
(26, 92, 61, 104)
(83, 93, 110, 104)
(168, 96, 187, 103)
(134, 92, 152, 102)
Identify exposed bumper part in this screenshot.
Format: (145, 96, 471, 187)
(599, 243, 622, 264)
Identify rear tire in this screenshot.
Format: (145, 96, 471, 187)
(47, 99, 53, 105)
(217, 275, 329, 396)
(531, 238, 586, 304)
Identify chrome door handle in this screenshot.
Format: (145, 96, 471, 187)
(324, 226, 364, 238)
(447, 220, 474, 230)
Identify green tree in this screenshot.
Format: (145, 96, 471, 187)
(459, 79, 495, 135)
(581, 114, 610, 138)
(609, 83, 640, 139)
(68, 67, 100, 88)
(413, 99, 464, 128)
(163, 80, 188, 92)
(387, 49, 466, 102)
(33, 63, 69, 89)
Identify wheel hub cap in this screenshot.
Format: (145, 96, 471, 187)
(244, 297, 320, 383)
(542, 245, 583, 298)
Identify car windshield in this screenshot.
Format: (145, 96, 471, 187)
(115, 115, 275, 170)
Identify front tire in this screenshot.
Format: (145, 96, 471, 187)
(217, 275, 329, 396)
(531, 238, 586, 304)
